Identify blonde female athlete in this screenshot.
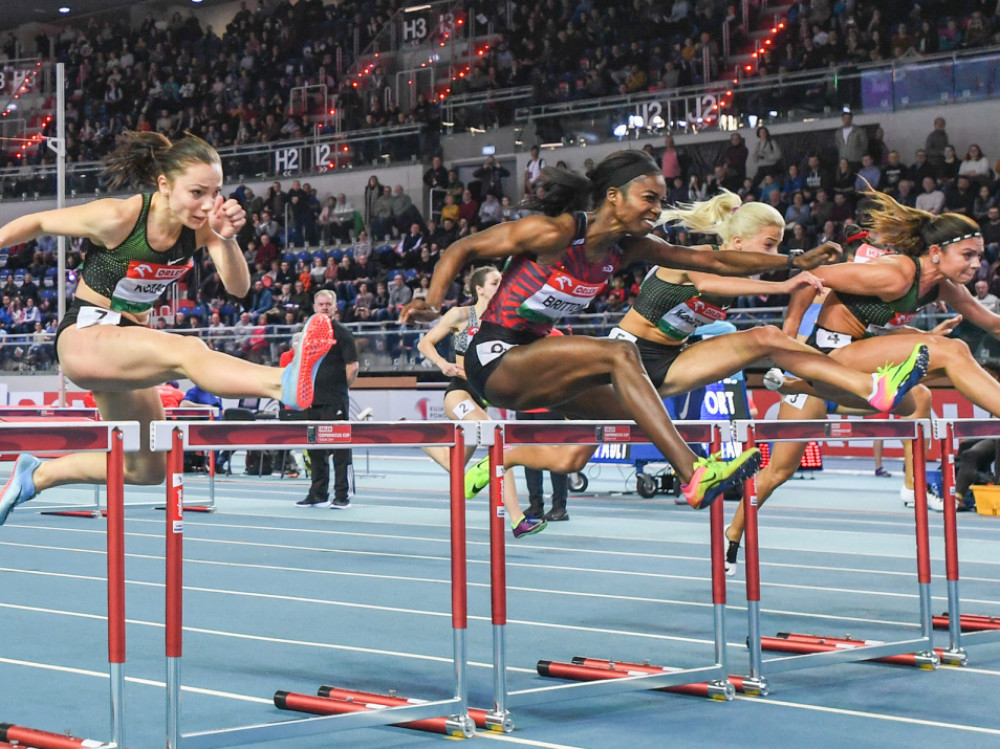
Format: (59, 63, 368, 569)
(0, 131, 332, 524)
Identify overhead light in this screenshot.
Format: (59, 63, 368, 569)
(404, 4, 431, 12)
(539, 142, 563, 149)
(59, 6, 71, 12)
(612, 123, 627, 138)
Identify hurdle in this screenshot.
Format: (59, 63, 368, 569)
(149, 418, 475, 748)
(0, 407, 104, 517)
(0, 405, 218, 517)
(0, 420, 140, 749)
(481, 419, 739, 730)
(736, 418, 938, 695)
(931, 418, 1000, 664)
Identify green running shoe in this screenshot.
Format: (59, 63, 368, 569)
(681, 448, 761, 510)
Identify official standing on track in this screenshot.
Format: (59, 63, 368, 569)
(294, 289, 359, 509)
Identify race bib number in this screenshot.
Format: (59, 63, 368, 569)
(476, 339, 516, 367)
(656, 297, 726, 340)
(867, 311, 916, 336)
(815, 328, 852, 349)
(608, 326, 637, 342)
(517, 270, 605, 322)
(110, 258, 191, 313)
(782, 393, 811, 409)
(76, 306, 123, 330)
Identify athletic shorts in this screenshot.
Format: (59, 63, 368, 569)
(608, 326, 684, 389)
(464, 320, 543, 404)
(54, 298, 145, 363)
(798, 325, 860, 413)
(444, 376, 488, 410)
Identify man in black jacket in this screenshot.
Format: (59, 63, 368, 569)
(295, 289, 359, 509)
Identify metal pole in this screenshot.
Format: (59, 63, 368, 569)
(55, 62, 67, 406)
(106, 428, 126, 749)
(166, 429, 184, 749)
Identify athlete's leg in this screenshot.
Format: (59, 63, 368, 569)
(422, 389, 485, 469)
(31, 387, 167, 493)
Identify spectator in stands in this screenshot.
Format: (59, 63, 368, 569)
(974, 185, 997, 223)
(524, 145, 545, 196)
(896, 179, 917, 208)
(723, 132, 749, 184)
(855, 153, 882, 191)
(785, 191, 811, 226)
(660, 135, 684, 182)
(248, 279, 273, 317)
(959, 144, 993, 187)
(910, 149, 935, 187)
(835, 111, 868, 171)
(317, 196, 339, 244)
(939, 145, 961, 184)
(265, 181, 287, 219)
(399, 223, 425, 268)
(390, 185, 417, 233)
(371, 185, 394, 240)
(925, 117, 949, 170)
(478, 193, 503, 229)
(944, 175, 976, 217)
(473, 155, 510, 201)
(811, 187, 834, 228)
(974, 280, 1000, 314)
(751, 127, 783, 188)
(387, 272, 412, 316)
(881, 151, 906, 196)
(353, 282, 375, 321)
(256, 210, 282, 247)
(832, 157, 857, 204)
(332, 194, 357, 244)
(457, 189, 479, 228)
(916, 176, 946, 215)
(981, 205, 1000, 263)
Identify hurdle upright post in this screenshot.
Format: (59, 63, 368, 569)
(166, 427, 185, 749)
(708, 428, 730, 690)
(485, 423, 511, 729)
(449, 422, 470, 727)
(741, 423, 766, 693)
(106, 427, 126, 749)
(912, 422, 935, 647)
(938, 421, 967, 664)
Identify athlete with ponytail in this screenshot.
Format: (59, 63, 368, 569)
(403, 150, 846, 527)
(0, 131, 333, 524)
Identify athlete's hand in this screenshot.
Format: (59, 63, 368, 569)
(441, 361, 463, 377)
(928, 314, 962, 336)
(783, 271, 825, 294)
(794, 241, 842, 270)
(209, 195, 247, 241)
(400, 299, 439, 324)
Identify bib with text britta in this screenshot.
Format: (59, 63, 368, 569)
(517, 269, 606, 322)
(110, 258, 192, 313)
(657, 297, 727, 340)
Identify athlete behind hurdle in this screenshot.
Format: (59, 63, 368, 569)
(402, 150, 845, 517)
(0, 131, 333, 524)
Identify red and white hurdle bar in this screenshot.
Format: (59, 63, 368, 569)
(933, 418, 1000, 664)
(736, 418, 938, 695)
(0, 420, 140, 749)
(0, 406, 218, 517)
(481, 419, 737, 730)
(149, 419, 475, 748)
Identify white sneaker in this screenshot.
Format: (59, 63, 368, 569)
(763, 367, 785, 391)
(900, 485, 944, 512)
(724, 538, 740, 577)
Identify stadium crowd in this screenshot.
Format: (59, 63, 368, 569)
(1, 0, 1000, 370)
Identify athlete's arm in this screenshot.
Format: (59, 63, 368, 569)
(806, 254, 914, 300)
(686, 269, 824, 297)
(783, 285, 818, 337)
(401, 215, 574, 322)
(621, 235, 842, 275)
(416, 306, 467, 375)
(202, 195, 250, 297)
(938, 281, 1000, 338)
(0, 197, 138, 249)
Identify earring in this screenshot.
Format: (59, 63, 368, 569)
(932, 257, 940, 264)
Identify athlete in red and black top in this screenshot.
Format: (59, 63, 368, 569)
(402, 150, 840, 512)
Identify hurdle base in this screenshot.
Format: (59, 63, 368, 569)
(0, 722, 113, 749)
(762, 633, 941, 669)
(154, 505, 215, 513)
(315, 685, 503, 733)
(737, 675, 769, 697)
(540, 658, 738, 700)
(39, 509, 103, 518)
(484, 709, 514, 733)
(933, 612, 1000, 632)
(939, 647, 968, 667)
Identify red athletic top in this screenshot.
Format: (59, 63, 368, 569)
(481, 212, 623, 337)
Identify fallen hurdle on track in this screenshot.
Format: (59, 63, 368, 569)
(150, 419, 476, 748)
(736, 418, 939, 694)
(931, 418, 1000, 664)
(480, 419, 740, 730)
(0, 421, 140, 749)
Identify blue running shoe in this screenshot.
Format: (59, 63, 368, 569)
(511, 514, 547, 538)
(0, 454, 41, 526)
(281, 314, 334, 410)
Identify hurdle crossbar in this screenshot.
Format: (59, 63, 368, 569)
(932, 418, 1000, 662)
(735, 418, 937, 694)
(0, 421, 139, 749)
(482, 419, 734, 728)
(149, 419, 474, 748)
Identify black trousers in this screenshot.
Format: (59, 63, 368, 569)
(301, 401, 354, 501)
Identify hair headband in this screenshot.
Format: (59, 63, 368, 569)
(938, 231, 982, 247)
(845, 229, 869, 243)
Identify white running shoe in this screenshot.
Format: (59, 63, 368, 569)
(763, 367, 785, 392)
(901, 485, 944, 512)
